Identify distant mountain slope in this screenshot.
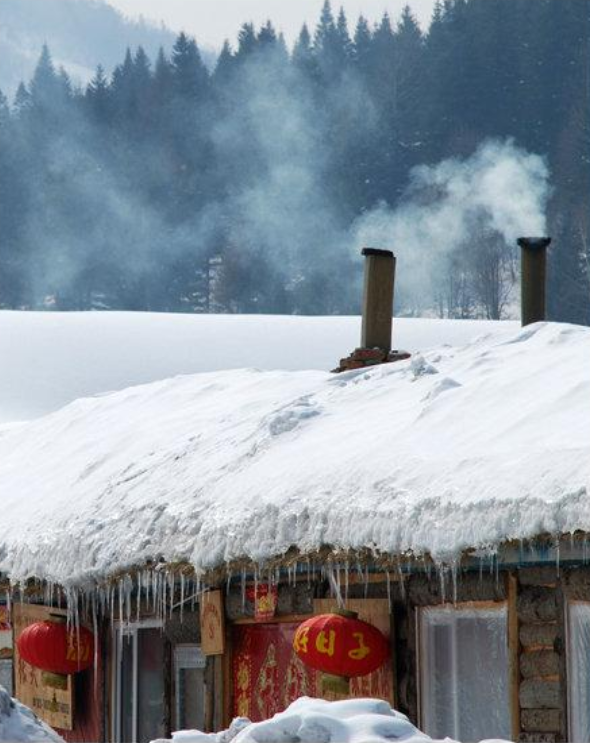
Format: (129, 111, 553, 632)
(0, 0, 215, 97)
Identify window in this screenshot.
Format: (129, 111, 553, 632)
(419, 604, 511, 741)
(174, 645, 207, 731)
(568, 602, 590, 742)
(112, 621, 166, 743)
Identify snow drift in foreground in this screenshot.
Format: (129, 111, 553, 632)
(0, 311, 513, 423)
(0, 685, 64, 742)
(0, 321, 588, 585)
(152, 697, 507, 743)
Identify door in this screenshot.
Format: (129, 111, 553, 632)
(113, 622, 166, 743)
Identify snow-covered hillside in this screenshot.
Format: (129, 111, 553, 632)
(0, 321, 587, 586)
(0, 311, 513, 424)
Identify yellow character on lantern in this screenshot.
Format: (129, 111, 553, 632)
(294, 626, 310, 654)
(348, 632, 371, 661)
(316, 630, 336, 657)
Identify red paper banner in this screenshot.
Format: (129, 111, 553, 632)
(246, 585, 278, 622)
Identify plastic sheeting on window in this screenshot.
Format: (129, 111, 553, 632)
(568, 603, 590, 742)
(419, 604, 510, 741)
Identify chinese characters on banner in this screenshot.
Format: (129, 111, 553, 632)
(12, 604, 74, 730)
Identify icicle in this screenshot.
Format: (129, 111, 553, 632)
(191, 579, 196, 611)
(327, 566, 344, 609)
(118, 579, 124, 629)
(451, 563, 458, 605)
(241, 568, 246, 613)
(397, 564, 406, 601)
(556, 539, 560, 577)
(126, 576, 132, 625)
(344, 560, 349, 602)
(92, 591, 99, 699)
(386, 570, 392, 612)
(180, 573, 185, 624)
(364, 565, 369, 599)
(438, 565, 446, 604)
(226, 570, 232, 596)
(169, 571, 175, 620)
(109, 584, 115, 638)
(137, 571, 142, 622)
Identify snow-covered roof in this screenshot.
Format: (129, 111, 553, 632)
(0, 311, 513, 424)
(0, 320, 588, 587)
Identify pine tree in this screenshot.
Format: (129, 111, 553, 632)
(213, 40, 235, 87)
(13, 82, 31, 117)
(293, 24, 318, 82)
(236, 23, 257, 59)
(86, 64, 110, 122)
(171, 33, 209, 99)
(29, 45, 61, 112)
(0, 91, 9, 128)
(353, 16, 372, 75)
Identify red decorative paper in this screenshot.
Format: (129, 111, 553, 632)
(246, 585, 278, 621)
(232, 623, 318, 721)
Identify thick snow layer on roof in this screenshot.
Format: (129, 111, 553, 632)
(0, 685, 64, 742)
(0, 311, 513, 423)
(0, 321, 588, 586)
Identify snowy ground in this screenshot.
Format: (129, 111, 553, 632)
(0, 685, 64, 742)
(0, 311, 513, 423)
(0, 320, 588, 586)
(153, 697, 508, 743)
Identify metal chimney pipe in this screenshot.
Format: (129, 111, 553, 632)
(517, 237, 551, 326)
(361, 248, 396, 353)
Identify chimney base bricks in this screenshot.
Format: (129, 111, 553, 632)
(333, 347, 411, 373)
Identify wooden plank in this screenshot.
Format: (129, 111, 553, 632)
(200, 590, 225, 655)
(12, 604, 74, 731)
(231, 613, 313, 626)
(507, 573, 521, 742)
(222, 624, 232, 728)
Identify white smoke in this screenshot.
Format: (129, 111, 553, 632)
(352, 139, 552, 313)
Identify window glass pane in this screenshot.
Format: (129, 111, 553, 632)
(177, 667, 205, 730)
(568, 603, 590, 742)
(137, 628, 166, 743)
(421, 605, 510, 740)
(175, 646, 206, 732)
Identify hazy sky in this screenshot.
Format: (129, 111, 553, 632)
(107, 0, 437, 49)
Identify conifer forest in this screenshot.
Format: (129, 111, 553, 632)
(0, 0, 588, 322)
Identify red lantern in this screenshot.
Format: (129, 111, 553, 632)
(17, 621, 94, 675)
(293, 611, 389, 679)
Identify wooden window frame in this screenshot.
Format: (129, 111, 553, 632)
(417, 597, 518, 740)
